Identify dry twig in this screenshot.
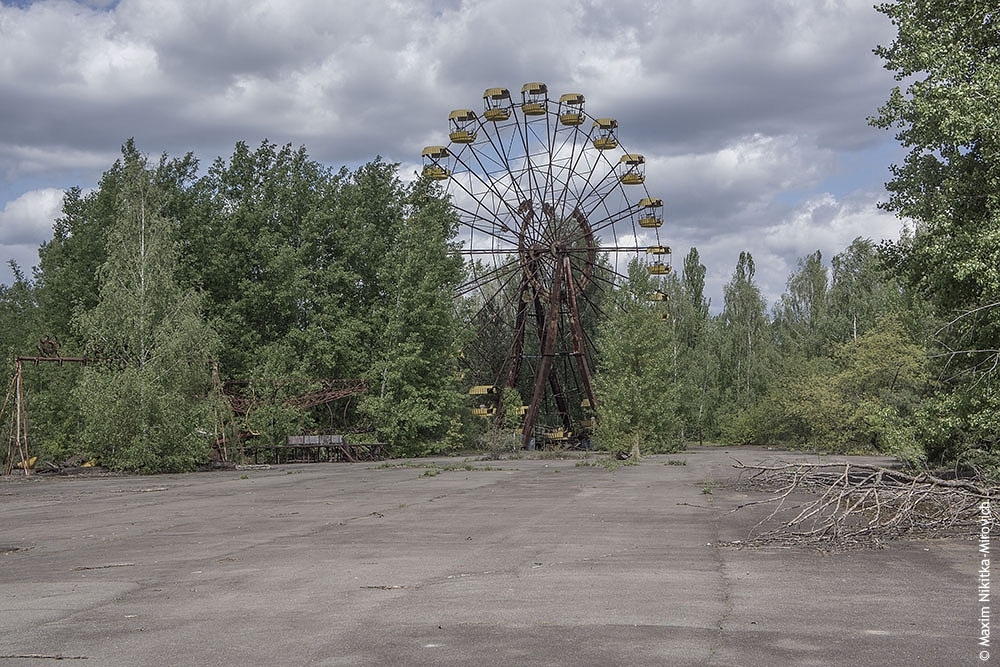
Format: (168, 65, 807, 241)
(724, 460, 998, 549)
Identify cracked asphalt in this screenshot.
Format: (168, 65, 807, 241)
(0, 447, 975, 666)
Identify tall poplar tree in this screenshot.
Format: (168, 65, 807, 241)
(73, 143, 219, 472)
(872, 0, 1000, 465)
(718, 252, 773, 443)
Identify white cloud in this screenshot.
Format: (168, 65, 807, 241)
(0, 0, 906, 310)
(0, 187, 62, 280)
(684, 190, 904, 312)
(0, 188, 62, 245)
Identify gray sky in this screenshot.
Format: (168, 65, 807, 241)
(0, 0, 907, 311)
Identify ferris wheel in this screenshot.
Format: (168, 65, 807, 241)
(422, 82, 670, 448)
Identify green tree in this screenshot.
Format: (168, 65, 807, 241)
(773, 250, 829, 358)
(0, 263, 38, 366)
(183, 141, 340, 378)
(871, 0, 1000, 464)
(72, 144, 219, 473)
(772, 315, 928, 461)
(717, 252, 774, 443)
(828, 237, 906, 344)
(593, 260, 681, 456)
(673, 248, 718, 443)
(361, 176, 467, 454)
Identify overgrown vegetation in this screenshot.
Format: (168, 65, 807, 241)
(0, 1, 996, 475)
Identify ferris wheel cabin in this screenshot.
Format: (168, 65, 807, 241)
(520, 82, 548, 116)
(618, 154, 646, 185)
(483, 87, 512, 122)
(421, 145, 451, 180)
(448, 109, 478, 144)
(592, 118, 619, 150)
(638, 197, 664, 228)
(558, 93, 586, 126)
(648, 262, 672, 275)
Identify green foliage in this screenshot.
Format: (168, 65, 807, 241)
(593, 260, 682, 455)
(361, 175, 467, 455)
(716, 252, 776, 440)
(673, 249, 720, 443)
(773, 251, 829, 358)
(871, 0, 1000, 466)
(499, 387, 524, 431)
(70, 144, 219, 473)
(0, 263, 38, 368)
(765, 315, 928, 458)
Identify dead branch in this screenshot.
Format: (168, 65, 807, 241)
(724, 460, 998, 549)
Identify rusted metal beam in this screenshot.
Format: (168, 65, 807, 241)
(521, 257, 564, 448)
(562, 255, 597, 412)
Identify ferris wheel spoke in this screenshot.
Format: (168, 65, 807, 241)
(450, 143, 526, 222)
(480, 116, 534, 210)
(548, 125, 595, 215)
(456, 257, 521, 299)
(452, 210, 519, 249)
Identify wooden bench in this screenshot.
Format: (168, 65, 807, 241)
(247, 435, 390, 464)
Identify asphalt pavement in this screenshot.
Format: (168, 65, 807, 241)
(0, 447, 978, 666)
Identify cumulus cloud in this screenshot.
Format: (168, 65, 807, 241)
(0, 0, 906, 309)
(0, 187, 63, 281)
(691, 191, 904, 311)
(0, 188, 62, 245)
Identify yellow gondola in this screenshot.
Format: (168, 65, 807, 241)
(468, 385, 497, 395)
(558, 93, 585, 126)
(638, 197, 663, 228)
(649, 290, 669, 302)
(648, 262, 671, 275)
(619, 154, 645, 185)
(472, 407, 496, 417)
(483, 87, 512, 122)
(520, 82, 548, 115)
(421, 145, 450, 180)
(592, 118, 618, 150)
(646, 245, 671, 255)
(448, 109, 478, 144)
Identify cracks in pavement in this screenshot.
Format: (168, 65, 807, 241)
(706, 507, 734, 666)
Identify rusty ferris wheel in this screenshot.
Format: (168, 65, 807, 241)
(422, 83, 670, 448)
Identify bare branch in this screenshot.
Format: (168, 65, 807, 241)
(724, 460, 997, 549)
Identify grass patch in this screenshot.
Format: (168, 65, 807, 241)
(575, 457, 637, 472)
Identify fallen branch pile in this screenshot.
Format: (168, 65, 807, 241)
(725, 460, 999, 549)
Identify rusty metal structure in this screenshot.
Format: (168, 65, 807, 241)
(1, 335, 373, 471)
(2, 338, 90, 475)
(423, 84, 670, 448)
(218, 377, 370, 463)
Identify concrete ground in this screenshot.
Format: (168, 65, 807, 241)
(0, 447, 978, 666)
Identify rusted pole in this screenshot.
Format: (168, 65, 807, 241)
(521, 258, 564, 448)
(563, 255, 597, 411)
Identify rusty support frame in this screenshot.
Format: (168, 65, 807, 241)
(521, 256, 564, 448)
